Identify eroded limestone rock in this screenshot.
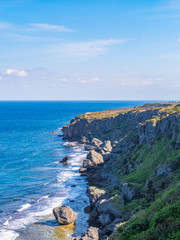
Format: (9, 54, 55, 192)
(53, 205, 76, 225)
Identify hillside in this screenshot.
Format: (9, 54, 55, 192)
(62, 102, 180, 240)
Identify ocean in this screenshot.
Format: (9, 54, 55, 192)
(0, 101, 149, 240)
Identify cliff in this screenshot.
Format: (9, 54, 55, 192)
(62, 102, 180, 240)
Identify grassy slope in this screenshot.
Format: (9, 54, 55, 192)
(110, 135, 180, 239)
(111, 182, 180, 240)
(79, 102, 180, 240)
(76, 102, 180, 239)
(77, 102, 180, 120)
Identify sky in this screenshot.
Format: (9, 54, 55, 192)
(0, 0, 180, 100)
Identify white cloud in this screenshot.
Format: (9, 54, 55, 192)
(178, 38, 180, 43)
(75, 76, 101, 84)
(3, 69, 28, 77)
(29, 23, 74, 32)
(117, 75, 167, 87)
(63, 39, 126, 56)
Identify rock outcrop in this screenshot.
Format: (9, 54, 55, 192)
(73, 227, 99, 240)
(63, 103, 180, 240)
(59, 156, 70, 163)
(83, 150, 104, 169)
(53, 205, 76, 225)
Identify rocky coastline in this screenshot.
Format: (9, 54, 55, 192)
(62, 102, 180, 240)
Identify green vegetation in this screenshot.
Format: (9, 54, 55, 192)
(110, 182, 180, 240)
(109, 133, 180, 240)
(78, 102, 180, 120)
(78, 108, 130, 119)
(72, 102, 180, 239)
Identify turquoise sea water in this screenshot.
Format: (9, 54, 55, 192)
(0, 101, 150, 239)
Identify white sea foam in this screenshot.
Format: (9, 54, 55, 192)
(37, 195, 49, 202)
(0, 229, 19, 240)
(3, 216, 12, 226)
(0, 195, 68, 237)
(54, 161, 60, 164)
(43, 182, 49, 186)
(0, 143, 88, 239)
(17, 203, 31, 212)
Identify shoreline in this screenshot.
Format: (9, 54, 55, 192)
(0, 140, 90, 240)
(62, 102, 180, 240)
(2, 101, 179, 240)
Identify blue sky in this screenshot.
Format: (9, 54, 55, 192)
(0, 0, 180, 100)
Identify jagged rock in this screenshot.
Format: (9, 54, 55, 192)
(156, 164, 171, 177)
(87, 150, 104, 163)
(58, 134, 63, 137)
(65, 142, 77, 147)
(92, 138, 103, 147)
(98, 213, 115, 226)
(83, 150, 104, 169)
(53, 205, 76, 225)
(81, 136, 88, 143)
(96, 197, 123, 218)
(121, 183, 135, 202)
(62, 116, 115, 142)
(59, 156, 69, 163)
(88, 187, 107, 207)
(84, 206, 91, 213)
(90, 206, 98, 219)
(100, 141, 112, 153)
(99, 218, 122, 237)
(84, 145, 96, 151)
(72, 227, 99, 240)
(79, 167, 87, 174)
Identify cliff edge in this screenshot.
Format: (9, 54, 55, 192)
(62, 102, 180, 240)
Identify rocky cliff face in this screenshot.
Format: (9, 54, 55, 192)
(63, 106, 180, 147)
(63, 103, 180, 240)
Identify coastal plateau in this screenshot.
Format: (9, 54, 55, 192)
(62, 102, 180, 240)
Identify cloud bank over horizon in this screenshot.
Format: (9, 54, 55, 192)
(0, 0, 180, 100)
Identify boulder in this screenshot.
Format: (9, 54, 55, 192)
(53, 205, 76, 225)
(92, 138, 103, 148)
(72, 227, 99, 240)
(88, 187, 107, 207)
(156, 164, 171, 177)
(121, 183, 135, 202)
(84, 145, 96, 151)
(58, 134, 63, 137)
(98, 213, 115, 226)
(90, 206, 98, 219)
(81, 136, 88, 143)
(79, 167, 87, 173)
(99, 218, 122, 237)
(84, 206, 91, 213)
(96, 197, 123, 218)
(83, 150, 103, 169)
(101, 141, 112, 153)
(66, 142, 77, 147)
(59, 156, 70, 163)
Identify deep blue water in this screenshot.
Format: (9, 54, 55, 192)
(0, 100, 150, 239)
